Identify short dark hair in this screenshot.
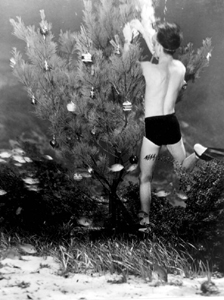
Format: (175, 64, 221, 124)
(156, 22, 183, 55)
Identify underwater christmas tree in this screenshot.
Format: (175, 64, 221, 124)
(9, 0, 212, 228)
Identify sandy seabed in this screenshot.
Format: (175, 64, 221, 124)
(0, 255, 224, 300)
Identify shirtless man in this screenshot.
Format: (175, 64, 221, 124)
(123, 20, 211, 228)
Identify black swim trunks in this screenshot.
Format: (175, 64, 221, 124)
(145, 113, 181, 146)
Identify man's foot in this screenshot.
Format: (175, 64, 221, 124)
(194, 144, 224, 161)
(137, 211, 155, 232)
(137, 211, 149, 231)
(194, 144, 214, 161)
(138, 223, 152, 232)
(138, 211, 149, 224)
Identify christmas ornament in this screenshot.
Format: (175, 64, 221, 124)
(110, 42, 120, 55)
(129, 155, 138, 164)
(44, 60, 52, 71)
(91, 127, 96, 135)
(206, 52, 212, 61)
(73, 173, 83, 181)
(90, 87, 96, 99)
(40, 25, 49, 39)
(50, 135, 59, 148)
(110, 34, 121, 55)
(108, 163, 124, 172)
(67, 101, 76, 112)
(114, 45, 121, 55)
(31, 95, 37, 105)
(122, 100, 132, 112)
(81, 52, 93, 64)
(88, 167, 93, 173)
(10, 57, 16, 68)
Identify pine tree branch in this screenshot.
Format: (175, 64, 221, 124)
(88, 155, 111, 189)
(92, 137, 117, 159)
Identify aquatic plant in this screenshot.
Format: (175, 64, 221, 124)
(178, 38, 213, 82)
(0, 148, 104, 237)
(9, 0, 212, 229)
(1, 231, 209, 280)
(122, 159, 224, 271)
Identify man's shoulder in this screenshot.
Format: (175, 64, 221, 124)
(172, 59, 186, 73)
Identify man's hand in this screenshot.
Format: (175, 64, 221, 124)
(130, 18, 155, 55)
(123, 22, 132, 44)
(130, 19, 144, 35)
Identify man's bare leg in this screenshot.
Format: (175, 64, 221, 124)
(167, 141, 220, 170)
(167, 138, 198, 171)
(139, 137, 160, 224)
(138, 139, 211, 226)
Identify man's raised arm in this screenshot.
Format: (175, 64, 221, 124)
(130, 19, 155, 55)
(122, 22, 133, 54)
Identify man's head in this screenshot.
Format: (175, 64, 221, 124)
(153, 22, 183, 56)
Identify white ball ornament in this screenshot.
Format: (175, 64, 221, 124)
(67, 101, 76, 112)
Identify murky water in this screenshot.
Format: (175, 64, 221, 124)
(0, 0, 224, 151)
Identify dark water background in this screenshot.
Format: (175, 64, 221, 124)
(0, 0, 224, 153)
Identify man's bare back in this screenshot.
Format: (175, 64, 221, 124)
(141, 59, 186, 117)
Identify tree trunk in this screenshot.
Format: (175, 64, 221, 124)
(109, 188, 135, 230)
